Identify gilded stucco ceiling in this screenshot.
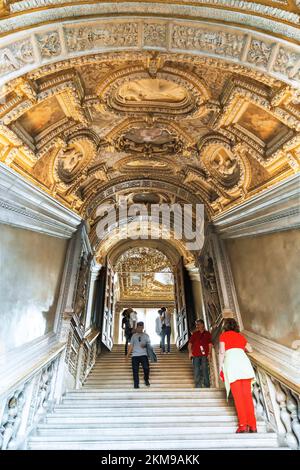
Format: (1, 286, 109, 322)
(115, 247, 174, 302)
(0, 1, 300, 265)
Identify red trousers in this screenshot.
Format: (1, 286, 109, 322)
(230, 379, 256, 428)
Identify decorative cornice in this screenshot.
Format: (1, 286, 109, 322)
(0, 162, 81, 237)
(1, 18, 300, 88)
(212, 172, 300, 237)
(1, 2, 300, 38)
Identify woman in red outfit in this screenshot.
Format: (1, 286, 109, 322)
(219, 318, 257, 434)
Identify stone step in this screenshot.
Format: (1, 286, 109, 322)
(79, 387, 222, 392)
(45, 415, 239, 425)
(92, 361, 191, 365)
(66, 390, 226, 399)
(28, 434, 279, 450)
(97, 355, 189, 358)
(87, 374, 193, 380)
(92, 362, 191, 367)
(89, 368, 193, 374)
(95, 356, 190, 360)
(84, 383, 196, 388)
(93, 365, 190, 368)
(29, 430, 275, 441)
(85, 383, 195, 391)
(85, 377, 195, 382)
(70, 387, 224, 393)
(93, 361, 190, 363)
(91, 363, 193, 374)
(48, 407, 236, 422)
(35, 423, 267, 436)
(84, 384, 196, 389)
(55, 401, 235, 416)
(62, 397, 230, 406)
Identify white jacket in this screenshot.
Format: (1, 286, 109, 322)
(222, 348, 255, 397)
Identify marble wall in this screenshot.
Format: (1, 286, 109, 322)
(226, 229, 300, 348)
(0, 224, 68, 353)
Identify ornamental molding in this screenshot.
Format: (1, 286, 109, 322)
(104, 116, 196, 147)
(1, 18, 300, 88)
(53, 134, 97, 192)
(113, 154, 179, 174)
(212, 78, 300, 166)
(0, 161, 81, 237)
(1, 3, 300, 40)
(93, 219, 198, 266)
(212, 172, 300, 237)
(114, 132, 184, 157)
(0, 73, 90, 163)
(198, 134, 251, 196)
(96, 64, 210, 120)
(82, 177, 208, 217)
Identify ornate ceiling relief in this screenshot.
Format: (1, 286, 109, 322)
(114, 127, 184, 157)
(199, 138, 243, 190)
(114, 247, 174, 302)
(0, 1, 300, 249)
(53, 134, 97, 192)
(96, 64, 210, 119)
(0, 5, 300, 307)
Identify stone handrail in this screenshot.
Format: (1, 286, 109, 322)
(65, 316, 100, 389)
(0, 321, 100, 450)
(251, 356, 300, 450)
(0, 344, 64, 450)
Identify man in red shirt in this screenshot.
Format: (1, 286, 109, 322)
(188, 319, 212, 388)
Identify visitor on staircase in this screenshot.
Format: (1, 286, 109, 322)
(129, 308, 138, 332)
(188, 319, 212, 388)
(155, 310, 163, 349)
(127, 321, 151, 389)
(121, 309, 133, 356)
(159, 307, 172, 354)
(218, 318, 257, 434)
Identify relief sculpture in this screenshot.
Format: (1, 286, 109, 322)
(200, 251, 222, 331)
(74, 252, 92, 325)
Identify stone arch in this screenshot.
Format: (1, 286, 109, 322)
(83, 176, 212, 218)
(93, 218, 200, 268)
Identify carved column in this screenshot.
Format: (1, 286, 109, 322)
(113, 304, 122, 344)
(84, 262, 102, 332)
(52, 225, 84, 403)
(189, 266, 219, 388)
(188, 268, 204, 323)
(56, 225, 84, 341)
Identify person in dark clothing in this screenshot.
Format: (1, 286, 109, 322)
(121, 308, 133, 356)
(159, 307, 172, 354)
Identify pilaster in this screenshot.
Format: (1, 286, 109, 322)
(210, 232, 243, 329)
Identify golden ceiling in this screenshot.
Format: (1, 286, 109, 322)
(115, 247, 174, 302)
(0, 2, 300, 263)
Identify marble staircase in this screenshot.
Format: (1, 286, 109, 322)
(28, 344, 282, 450)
